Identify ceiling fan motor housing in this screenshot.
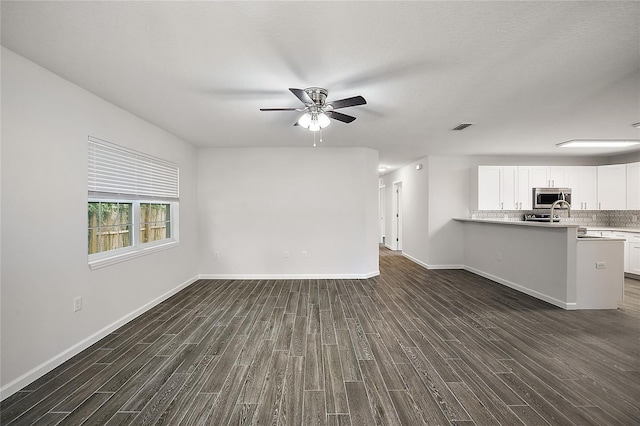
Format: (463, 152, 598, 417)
(304, 87, 328, 107)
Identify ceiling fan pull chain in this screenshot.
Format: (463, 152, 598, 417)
(319, 128, 323, 144)
(313, 131, 316, 147)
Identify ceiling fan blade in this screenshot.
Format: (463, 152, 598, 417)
(289, 88, 313, 104)
(327, 111, 356, 123)
(260, 107, 299, 111)
(328, 95, 366, 110)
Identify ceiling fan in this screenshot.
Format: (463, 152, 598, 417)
(260, 87, 366, 131)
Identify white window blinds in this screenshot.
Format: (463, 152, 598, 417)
(88, 136, 179, 199)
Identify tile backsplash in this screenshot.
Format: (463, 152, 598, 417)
(607, 210, 640, 228)
(468, 210, 640, 228)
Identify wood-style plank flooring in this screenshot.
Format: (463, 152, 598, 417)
(2, 247, 639, 425)
(621, 276, 640, 318)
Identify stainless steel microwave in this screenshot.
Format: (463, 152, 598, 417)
(532, 187, 571, 209)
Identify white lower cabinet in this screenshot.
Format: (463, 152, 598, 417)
(630, 243, 640, 275)
(612, 232, 630, 272)
(629, 234, 640, 275)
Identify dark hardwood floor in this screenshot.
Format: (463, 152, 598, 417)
(621, 276, 640, 318)
(2, 247, 639, 425)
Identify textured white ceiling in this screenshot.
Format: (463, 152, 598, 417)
(2, 1, 639, 170)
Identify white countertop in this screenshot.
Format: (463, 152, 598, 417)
(454, 218, 640, 234)
(585, 227, 640, 233)
(576, 236, 626, 242)
(454, 218, 581, 228)
(454, 218, 629, 241)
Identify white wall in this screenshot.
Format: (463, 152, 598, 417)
(197, 147, 379, 278)
(426, 156, 475, 268)
(1, 48, 199, 396)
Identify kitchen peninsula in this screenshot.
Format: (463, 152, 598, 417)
(455, 218, 624, 310)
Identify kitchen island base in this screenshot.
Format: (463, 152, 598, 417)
(456, 218, 624, 310)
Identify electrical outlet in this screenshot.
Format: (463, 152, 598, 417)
(592, 214, 597, 220)
(284, 251, 290, 258)
(596, 262, 606, 269)
(214, 250, 219, 259)
(73, 296, 82, 312)
(302, 250, 308, 258)
(633, 215, 638, 222)
(497, 252, 502, 262)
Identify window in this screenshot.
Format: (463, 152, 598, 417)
(140, 203, 171, 244)
(88, 137, 179, 269)
(88, 201, 132, 254)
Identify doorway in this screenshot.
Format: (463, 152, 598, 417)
(392, 182, 403, 251)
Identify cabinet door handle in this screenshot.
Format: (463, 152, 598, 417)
(519, 202, 522, 209)
(599, 202, 601, 210)
(501, 202, 504, 210)
(552, 180, 555, 187)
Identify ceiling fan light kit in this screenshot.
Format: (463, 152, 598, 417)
(298, 111, 330, 132)
(260, 87, 366, 142)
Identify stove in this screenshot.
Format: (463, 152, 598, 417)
(524, 214, 560, 222)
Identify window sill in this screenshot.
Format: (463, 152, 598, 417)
(88, 240, 179, 270)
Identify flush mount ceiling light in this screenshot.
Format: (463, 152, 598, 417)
(556, 139, 640, 148)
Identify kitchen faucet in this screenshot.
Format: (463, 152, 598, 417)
(549, 199, 571, 221)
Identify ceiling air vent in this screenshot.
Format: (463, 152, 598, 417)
(452, 123, 474, 131)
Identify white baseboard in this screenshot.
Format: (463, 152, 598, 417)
(397, 253, 573, 310)
(400, 252, 464, 270)
(427, 264, 466, 270)
(0, 275, 200, 401)
(464, 266, 574, 310)
(198, 271, 380, 280)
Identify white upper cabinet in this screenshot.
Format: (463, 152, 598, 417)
(519, 166, 551, 208)
(549, 167, 568, 188)
(528, 166, 552, 188)
(502, 166, 519, 210)
(566, 166, 597, 210)
(517, 167, 533, 210)
(627, 162, 640, 210)
(475, 163, 636, 211)
(476, 166, 543, 210)
(597, 164, 627, 210)
(476, 166, 524, 210)
(477, 166, 503, 210)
